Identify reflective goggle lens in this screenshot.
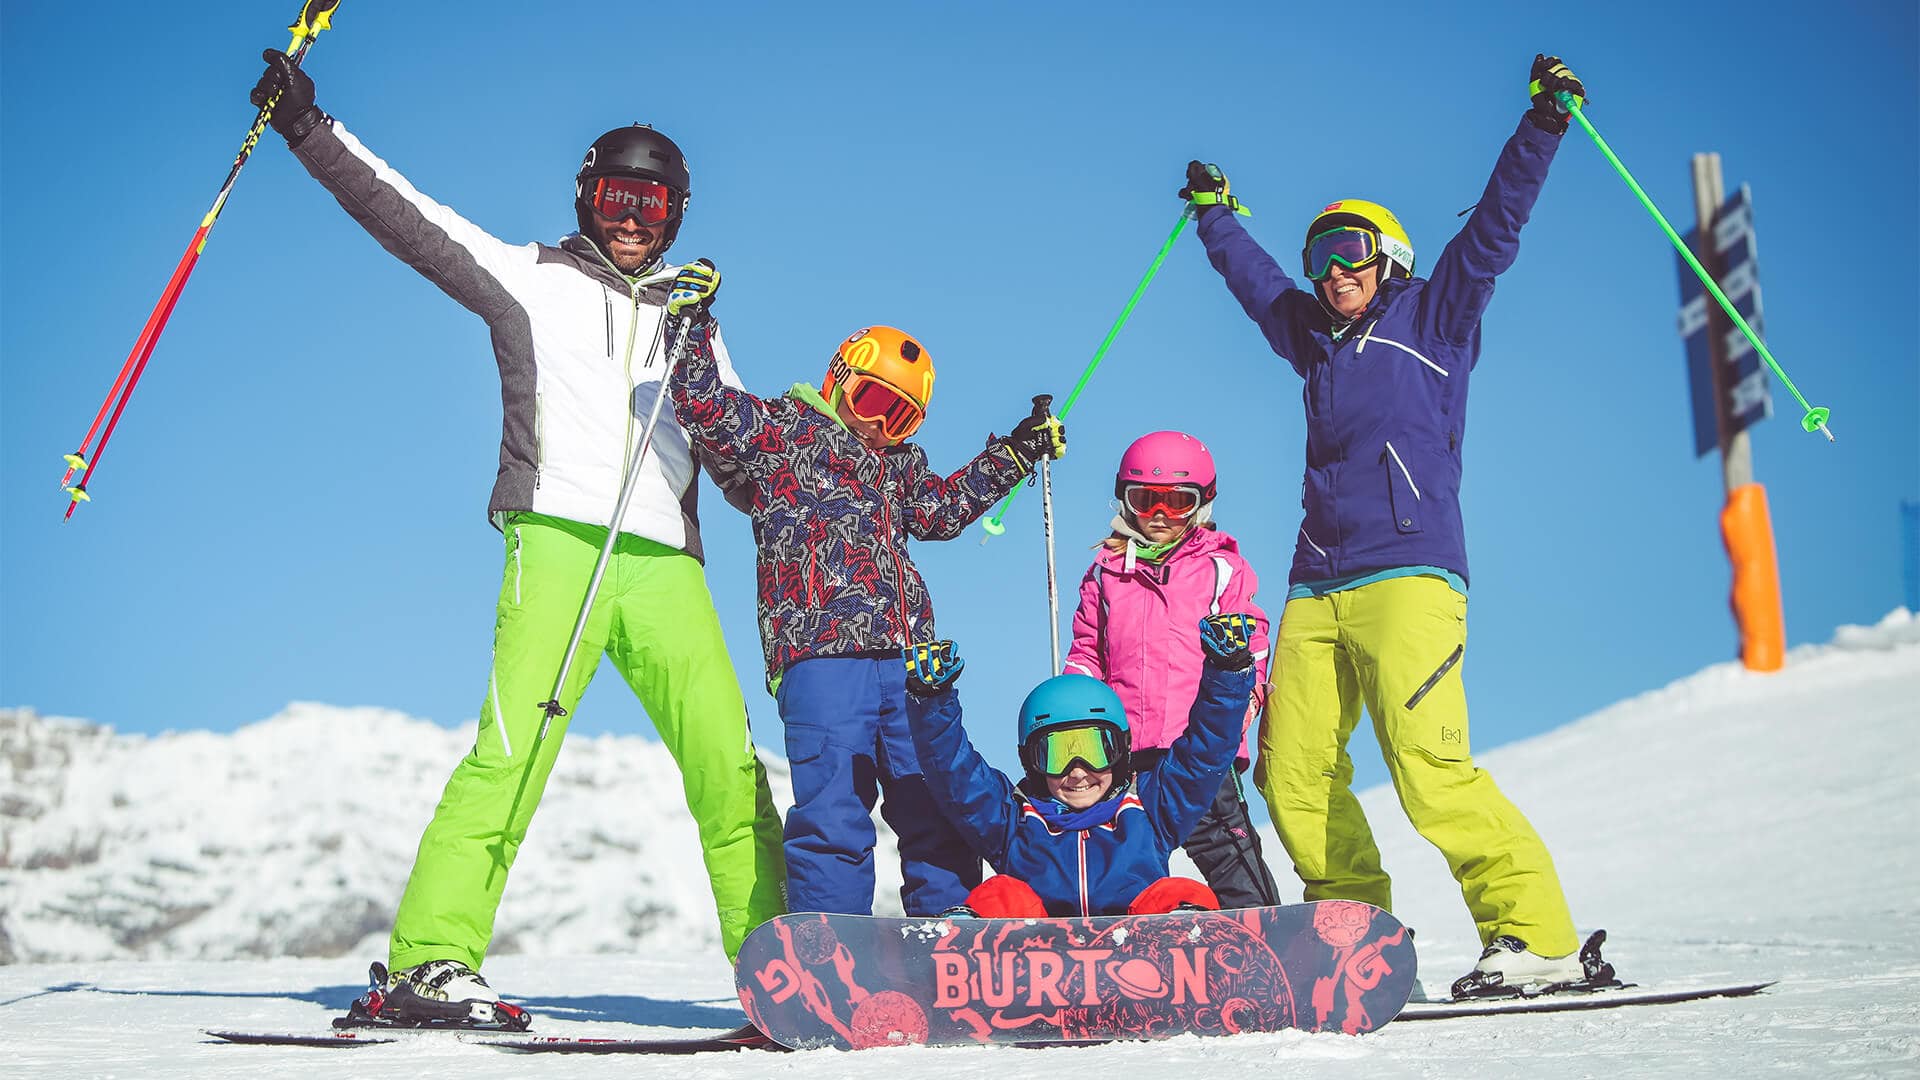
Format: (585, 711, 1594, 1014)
(1033, 725, 1117, 776)
(1122, 483, 1202, 520)
(845, 376, 924, 439)
(590, 176, 676, 225)
(1305, 226, 1380, 281)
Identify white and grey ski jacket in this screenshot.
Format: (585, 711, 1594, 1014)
(291, 119, 745, 560)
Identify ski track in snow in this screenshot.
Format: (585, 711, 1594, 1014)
(3, 611, 1917, 1077)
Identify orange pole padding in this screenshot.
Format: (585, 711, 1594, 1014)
(1720, 483, 1785, 672)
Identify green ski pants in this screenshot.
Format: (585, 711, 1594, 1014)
(390, 513, 787, 971)
(1254, 575, 1577, 957)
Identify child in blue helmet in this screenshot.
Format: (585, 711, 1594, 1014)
(900, 614, 1259, 917)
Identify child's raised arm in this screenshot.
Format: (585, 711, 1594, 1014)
(666, 312, 783, 482)
(1145, 614, 1259, 848)
(901, 641, 1019, 865)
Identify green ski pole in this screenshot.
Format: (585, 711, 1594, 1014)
(1557, 91, 1833, 442)
(981, 208, 1193, 539)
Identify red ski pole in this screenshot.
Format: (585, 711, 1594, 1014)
(62, 0, 342, 519)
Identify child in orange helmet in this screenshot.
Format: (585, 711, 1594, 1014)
(666, 291, 1066, 919)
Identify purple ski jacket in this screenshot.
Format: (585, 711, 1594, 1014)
(1063, 527, 1269, 758)
(1195, 117, 1562, 588)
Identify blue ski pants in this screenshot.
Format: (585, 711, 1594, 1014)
(777, 656, 982, 916)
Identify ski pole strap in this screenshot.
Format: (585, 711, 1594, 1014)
(1559, 93, 1832, 441)
(1188, 190, 1253, 216)
(982, 209, 1191, 538)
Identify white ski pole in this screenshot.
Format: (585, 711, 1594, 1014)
(1031, 394, 1061, 673)
(535, 307, 695, 737)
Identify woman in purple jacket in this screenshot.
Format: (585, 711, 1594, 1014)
(1182, 56, 1605, 998)
(1064, 431, 1282, 909)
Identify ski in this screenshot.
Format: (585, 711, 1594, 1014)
(205, 1027, 531, 1047)
(1397, 980, 1776, 1021)
(204, 1022, 776, 1052)
(488, 1024, 787, 1055)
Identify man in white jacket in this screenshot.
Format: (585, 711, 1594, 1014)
(252, 50, 785, 1028)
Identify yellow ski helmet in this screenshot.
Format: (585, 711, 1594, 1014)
(1302, 198, 1416, 283)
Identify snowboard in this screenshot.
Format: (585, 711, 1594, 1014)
(1397, 979, 1776, 1021)
(734, 901, 1417, 1050)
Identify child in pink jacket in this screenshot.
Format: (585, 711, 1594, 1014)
(1063, 431, 1283, 908)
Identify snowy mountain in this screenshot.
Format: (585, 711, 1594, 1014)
(2, 612, 1916, 1078)
(0, 704, 906, 965)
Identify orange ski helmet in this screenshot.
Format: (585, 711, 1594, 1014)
(821, 326, 936, 443)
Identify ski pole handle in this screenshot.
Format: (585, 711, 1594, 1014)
(1558, 92, 1832, 442)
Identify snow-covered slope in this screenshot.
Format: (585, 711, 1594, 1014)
(1, 705, 906, 965)
(2, 611, 1916, 1078)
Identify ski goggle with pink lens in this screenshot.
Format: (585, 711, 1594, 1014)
(1122, 482, 1203, 521)
(1303, 226, 1382, 281)
(1023, 724, 1124, 777)
(587, 175, 680, 225)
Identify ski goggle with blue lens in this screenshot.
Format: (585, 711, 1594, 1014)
(1303, 226, 1383, 281)
(1023, 724, 1124, 777)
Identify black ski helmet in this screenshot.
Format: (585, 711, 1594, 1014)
(574, 124, 692, 257)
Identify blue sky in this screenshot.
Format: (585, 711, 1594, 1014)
(3, 2, 1915, 800)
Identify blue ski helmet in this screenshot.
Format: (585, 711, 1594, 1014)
(1017, 675, 1131, 782)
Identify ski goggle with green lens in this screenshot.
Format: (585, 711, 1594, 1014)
(1303, 226, 1383, 281)
(1023, 724, 1124, 777)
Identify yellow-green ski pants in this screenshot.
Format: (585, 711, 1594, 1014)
(1254, 574, 1577, 956)
(390, 513, 786, 971)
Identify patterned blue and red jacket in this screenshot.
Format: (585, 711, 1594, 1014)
(671, 326, 1030, 687)
(1196, 116, 1563, 589)
(906, 661, 1253, 916)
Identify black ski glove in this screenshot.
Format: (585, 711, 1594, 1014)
(904, 641, 965, 697)
(1526, 54, 1587, 136)
(1007, 410, 1067, 468)
(1178, 160, 1250, 216)
(1199, 613, 1257, 671)
(250, 49, 326, 146)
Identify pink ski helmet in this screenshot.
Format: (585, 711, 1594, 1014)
(1113, 431, 1217, 502)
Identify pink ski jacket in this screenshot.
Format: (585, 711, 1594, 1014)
(1064, 527, 1271, 757)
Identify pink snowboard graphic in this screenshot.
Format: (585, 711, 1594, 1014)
(735, 901, 1415, 1049)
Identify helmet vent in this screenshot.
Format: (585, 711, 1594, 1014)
(900, 339, 922, 362)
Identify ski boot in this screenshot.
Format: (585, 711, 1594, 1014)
(334, 960, 533, 1031)
(1450, 929, 1621, 1000)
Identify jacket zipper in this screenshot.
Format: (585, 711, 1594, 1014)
(1384, 440, 1423, 500)
(878, 472, 913, 643)
(511, 526, 524, 605)
(1077, 830, 1090, 916)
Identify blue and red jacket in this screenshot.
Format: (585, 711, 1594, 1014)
(906, 662, 1254, 916)
(671, 326, 1030, 687)
(1196, 117, 1562, 588)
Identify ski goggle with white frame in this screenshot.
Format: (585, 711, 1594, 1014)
(1122, 482, 1203, 521)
